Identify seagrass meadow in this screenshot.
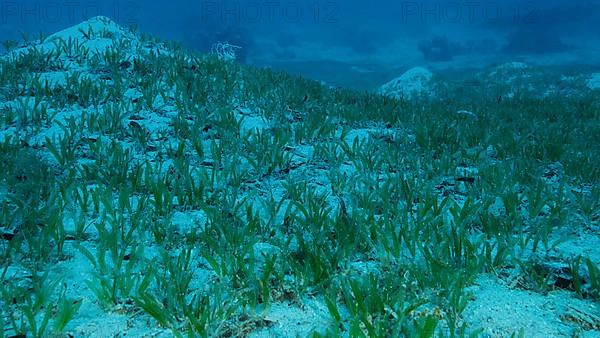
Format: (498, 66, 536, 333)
(0, 16, 598, 337)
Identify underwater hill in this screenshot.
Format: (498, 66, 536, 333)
(0, 16, 599, 337)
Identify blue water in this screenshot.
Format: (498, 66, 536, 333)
(2, 0, 600, 87)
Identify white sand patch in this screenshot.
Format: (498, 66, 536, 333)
(586, 73, 600, 90)
(378, 66, 433, 99)
(464, 274, 600, 337)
